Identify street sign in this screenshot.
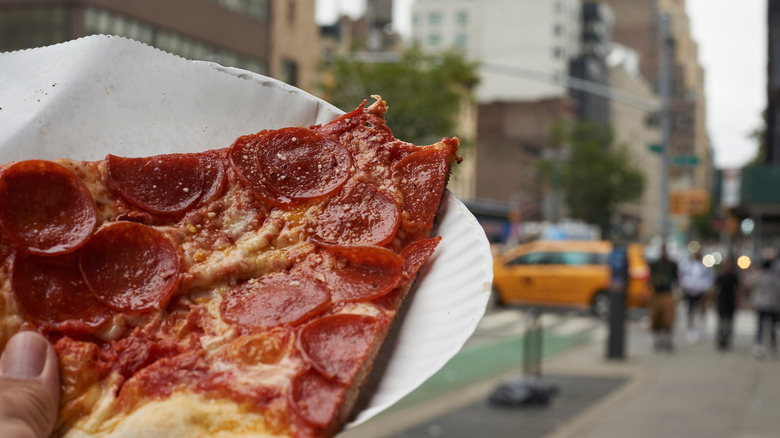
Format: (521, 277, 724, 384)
(669, 189, 709, 216)
(672, 155, 699, 166)
(648, 143, 664, 154)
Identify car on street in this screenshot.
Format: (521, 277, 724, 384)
(492, 240, 650, 318)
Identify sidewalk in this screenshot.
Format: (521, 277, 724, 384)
(544, 308, 780, 438)
(342, 307, 780, 438)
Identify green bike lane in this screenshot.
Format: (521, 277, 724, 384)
(376, 328, 594, 417)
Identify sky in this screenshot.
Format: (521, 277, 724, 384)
(315, 0, 767, 170)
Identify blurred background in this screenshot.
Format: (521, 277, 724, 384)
(2, 1, 779, 437)
(1, 0, 768, 262)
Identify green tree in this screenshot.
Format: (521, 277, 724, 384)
(319, 47, 479, 145)
(749, 119, 766, 164)
(556, 122, 646, 236)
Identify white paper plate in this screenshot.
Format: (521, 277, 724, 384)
(0, 36, 493, 426)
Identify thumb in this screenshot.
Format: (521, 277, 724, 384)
(0, 331, 60, 438)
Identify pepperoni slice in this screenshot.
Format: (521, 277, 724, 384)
(393, 149, 449, 231)
(107, 154, 203, 214)
(311, 181, 400, 246)
(11, 252, 113, 334)
(220, 272, 330, 329)
(290, 369, 347, 428)
(0, 160, 96, 255)
(298, 314, 380, 384)
(79, 222, 181, 313)
(228, 133, 284, 204)
(318, 245, 404, 303)
(198, 150, 227, 205)
(400, 236, 441, 281)
(256, 127, 352, 203)
(311, 100, 366, 139)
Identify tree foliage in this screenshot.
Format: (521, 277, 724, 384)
(556, 122, 646, 235)
(319, 47, 479, 145)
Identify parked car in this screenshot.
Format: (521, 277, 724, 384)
(492, 240, 650, 317)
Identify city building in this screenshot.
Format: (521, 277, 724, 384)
(608, 45, 662, 241)
(729, 0, 780, 255)
(0, 0, 321, 93)
(605, 0, 713, 236)
(411, 0, 584, 224)
(569, 1, 613, 125)
(475, 98, 576, 221)
(411, 0, 582, 102)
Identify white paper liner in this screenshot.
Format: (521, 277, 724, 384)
(0, 35, 493, 427)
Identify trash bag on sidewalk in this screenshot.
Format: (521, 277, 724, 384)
(488, 376, 560, 407)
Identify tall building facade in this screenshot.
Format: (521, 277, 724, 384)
(605, 0, 713, 228)
(770, 0, 780, 163)
(0, 0, 321, 93)
(569, 1, 613, 125)
(609, 46, 662, 241)
(411, 0, 583, 221)
(412, 0, 582, 102)
(475, 98, 576, 220)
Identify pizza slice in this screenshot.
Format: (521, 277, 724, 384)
(0, 96, 460, 438)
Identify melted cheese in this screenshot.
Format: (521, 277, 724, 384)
(65, 392, 290, 438)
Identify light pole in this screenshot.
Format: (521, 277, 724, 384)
(658, 12, 673, 243)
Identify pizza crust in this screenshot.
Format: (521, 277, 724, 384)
(63, 392, 286, 438)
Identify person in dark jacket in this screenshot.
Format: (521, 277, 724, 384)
(649, 245, 678, 352)
(714, 258, 741, 351)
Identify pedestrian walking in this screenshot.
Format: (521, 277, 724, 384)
(649, 245, 678, 352)
(678, 250, 714, 343)
(714, 258, 741, 351)
(747, 259, 780, 358)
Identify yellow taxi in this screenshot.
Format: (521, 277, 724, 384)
(492, 240, 650, 317)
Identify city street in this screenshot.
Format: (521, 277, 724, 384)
(342, 304, 771, 438)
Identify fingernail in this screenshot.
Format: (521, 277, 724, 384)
(1, 331, 48, 379)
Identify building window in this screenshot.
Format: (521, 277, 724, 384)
(456, 11, 468, 26)
(208, 0, 270, 21)
(428, 12, 442, 25)
(412, 13, 419, 27)
(553, 47, 563, 59)
(455, 33, 468, 48)
(82, 6, 268, 74)
(0, 6, 68, 51)
(427, 33, 441, 47)
(282, 58, 299, 87)
(287, 0, 296, 25)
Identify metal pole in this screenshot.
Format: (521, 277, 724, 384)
(659, 13, 673, 242)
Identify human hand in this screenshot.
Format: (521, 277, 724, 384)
(0, 331, 60, 438)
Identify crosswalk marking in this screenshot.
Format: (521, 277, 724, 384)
(471, 309, 602, 345)
(476, 310, 524, 330)
(555, 317, 599, 336)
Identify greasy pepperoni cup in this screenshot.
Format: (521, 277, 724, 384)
(311, 181, 400, 246)
(12, 252, 113, 334)
(230, 127, 353, 206)
(0, 160, 97, 255)
(317, 244, 404, 303)
(79, 221, 181, 314)
(290, 369, 347, 429)
(198, 150, 227, 205)
(229, 132, 288, 205)
(107, 154, 204, 214)
(298, 314, 380, 384)
(256, 128, 352, 202)
(393, 149, 450, 231)
(220, 272, 331, 329)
